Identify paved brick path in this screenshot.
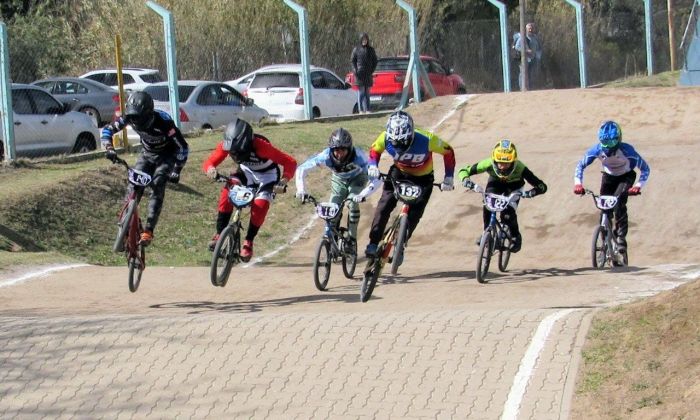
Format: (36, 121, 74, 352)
(0, 309, 588, 419)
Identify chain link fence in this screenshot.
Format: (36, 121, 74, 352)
(1, 0, 693, 162)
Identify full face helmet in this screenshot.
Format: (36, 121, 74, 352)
(598, 120, 622, 151)
(328, 127, 354, 166)
(223, 119, 254, 162)
(385, 111, 414, 154)
(491, 139, 518, 178)
(124, 91, 155, 131)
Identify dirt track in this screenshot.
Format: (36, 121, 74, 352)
(1, 88, 699, 419)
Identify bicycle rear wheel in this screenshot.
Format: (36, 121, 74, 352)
(361, 247, 384, 302)
(342, 237, 358, 278)
(591, 226, 608, 269)
(313, 238, 332, 291)
(498, 225, 512, 272)
(113, 199, 137, 253)
(128, 245, 145, 292)
(390, 216, 408, 275)
(476, 231, 494, 283)
(210, 224, 239, 287)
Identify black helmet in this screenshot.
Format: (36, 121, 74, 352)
(125, 91, 155, 131)
(328, 128, 353, 166)
(223, 119, 254, 161)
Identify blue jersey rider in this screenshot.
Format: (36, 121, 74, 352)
(102, 91, 189, 247)
(574, 120, 650, 252)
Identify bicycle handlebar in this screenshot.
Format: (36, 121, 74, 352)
(376, 172, 445, 191)
(301, 194, 354, 207)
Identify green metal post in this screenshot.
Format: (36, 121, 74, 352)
(283, 0, 312, 120)
(146, 1, 180, 128)
(563, 0, 588, 87)
(487, 0, 511, 93)
(396, 0, 435, 109)
(643, 0, 654, 75)
(0, 22, 15, 162)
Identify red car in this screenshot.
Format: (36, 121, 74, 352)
(345, 55, 466, 109)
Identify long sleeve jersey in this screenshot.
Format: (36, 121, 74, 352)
(574, 142, 650, 188)
(367, 128, 456, 178)
(458, 159, 548, 194)
(203, 135, 297, 181)
(295, 147, 370, 193)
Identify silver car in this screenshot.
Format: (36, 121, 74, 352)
(32, 77, 119, 126)
(143, 81, 269, 134)
(1, 84, 100, 160)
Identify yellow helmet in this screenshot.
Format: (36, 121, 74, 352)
(492, 139, 517, 163)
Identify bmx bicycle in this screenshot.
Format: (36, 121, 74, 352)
(465, 182, 531, 283)
(209, 174, 259, 287)
(360, 173, 441, 302)
(112, 157, 151, 292)
(302, 194, 358, 291)
(585, 187, 634, 268)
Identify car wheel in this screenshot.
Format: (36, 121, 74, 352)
(312, 107, 321, 119)
(80, 107, 101, 127)
(457, 87, 467, 94)
(72, 133, 96, 154)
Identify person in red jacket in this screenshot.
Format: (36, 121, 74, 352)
(202, 119, 297, 262)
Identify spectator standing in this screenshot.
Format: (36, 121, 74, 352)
(512, 22, 543, 90)
(351, 32, 378, 114)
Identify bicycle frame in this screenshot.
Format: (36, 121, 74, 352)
(585, 188, 627, 268)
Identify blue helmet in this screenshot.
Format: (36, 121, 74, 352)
(598, 120, 622, 149)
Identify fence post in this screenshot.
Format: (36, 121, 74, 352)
(486, 0, 511, 93)
(0, 22, 15, 162)
(643, 0, 655, 75)
(563, 0, 588, 87)
(146, 1, 180, 128)
(396, 0, 435, 109)
(283, 0, 312, 120)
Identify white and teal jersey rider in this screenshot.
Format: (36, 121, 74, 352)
(295, 147, 377, 239)
(574, 142, 650, 188)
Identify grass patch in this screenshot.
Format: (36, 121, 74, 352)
(0, 116, 386, 268)
(602, 70, 681, 88)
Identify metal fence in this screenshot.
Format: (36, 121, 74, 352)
(0, 2, 692, 162)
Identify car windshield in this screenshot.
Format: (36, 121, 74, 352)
(144, 85, 197, 102)
(250, 72, 299, 89)
(140, 73, 163, 83)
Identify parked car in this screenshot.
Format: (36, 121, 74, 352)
(31, 77, 119, 127)
(142, 81, 269, 134)
(80, 68, 163, 92)
(224, 64, 289, 93)
(345, 55, 466, 109)
(244, 64, 358, 122)
(0, 84, 99, 160)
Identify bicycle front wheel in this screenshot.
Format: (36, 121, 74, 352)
(210, 225, 239, 287)
(390, 215, 409, 275)
(128, 245, 145, 292)
(342, 237, 358, 279)
(313, 238, 332, 291)
(476, 231, 494, 283)
(361, 247, 384, 302)
(498, 225, 512, 272)
(113, 199, 137, 253)
(591, 226, 608, 269)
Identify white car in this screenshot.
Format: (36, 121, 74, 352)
(224, 64, 289, 93)
(1, 84, 100, 160)
(80, 68, 163, 92)
(245, 64, 358, 122)
(143, 81, 269, 134)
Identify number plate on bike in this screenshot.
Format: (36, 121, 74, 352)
(395, 181, 422, 203)
(316, 202, 340, 220)
(484, 193, 511, 212)
(228, 185, 255, 207)
(127, 168, 152, 187)
(594, 195, 618, 210)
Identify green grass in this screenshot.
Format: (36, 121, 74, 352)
(0, 115, 386, 268)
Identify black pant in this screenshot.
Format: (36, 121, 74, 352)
(483, 180, 523, 238)
(368, 166, 434, 245)
(132, 150, 176, 233)
(600, 171, 636, 242)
